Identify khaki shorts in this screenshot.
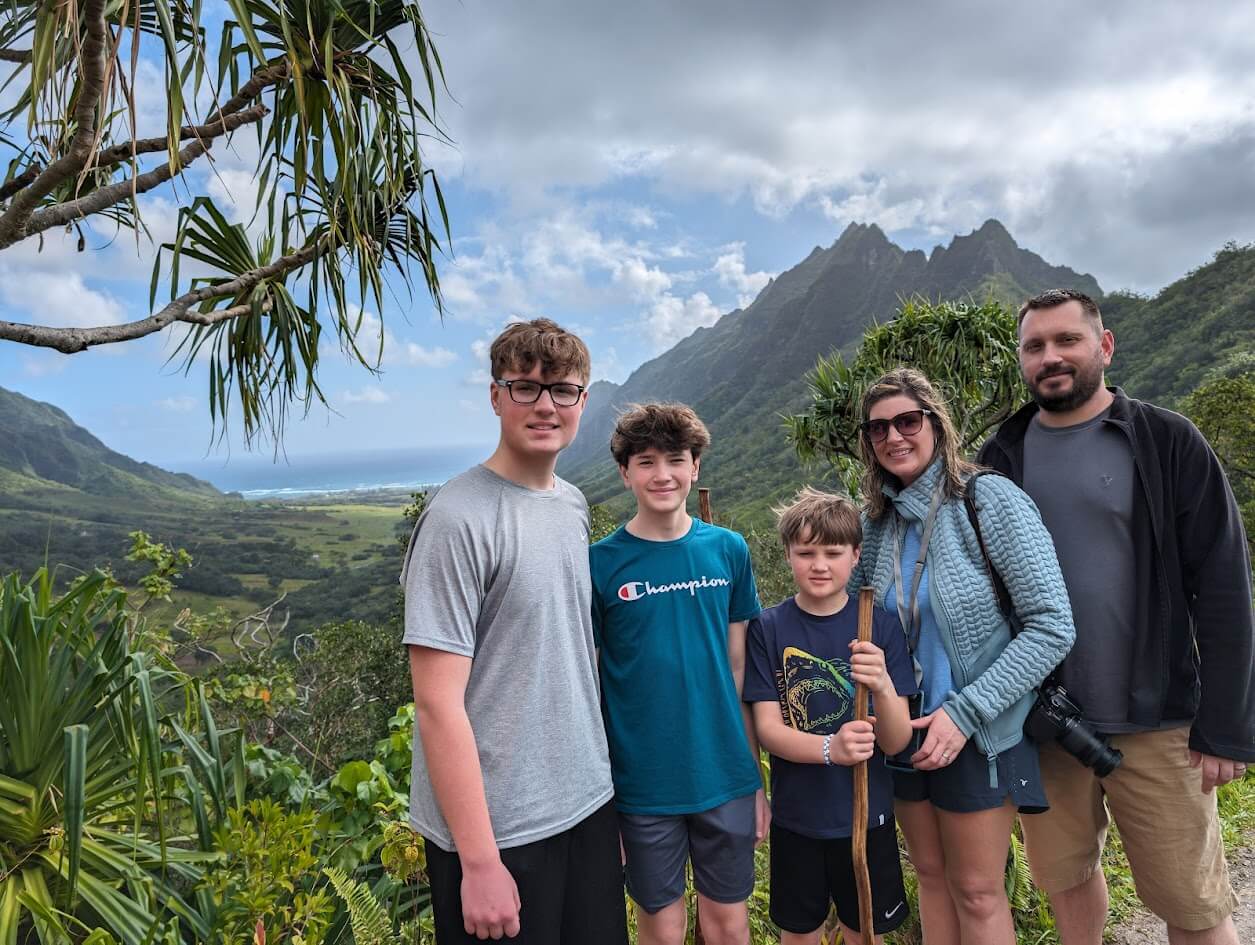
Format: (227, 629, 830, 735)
(1020, 727, 1238, 931)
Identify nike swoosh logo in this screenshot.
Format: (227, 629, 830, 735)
(884, 902, 904, 919)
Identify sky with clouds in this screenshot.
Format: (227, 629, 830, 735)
(3, 0, 1254, 479)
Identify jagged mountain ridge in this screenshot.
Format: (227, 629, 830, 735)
(559, 219, 1103, 522)
(0, 386, 223, 500)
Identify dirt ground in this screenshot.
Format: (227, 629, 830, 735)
(1108, 845, 1253, 944)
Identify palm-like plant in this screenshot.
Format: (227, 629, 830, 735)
(0, 570, 228, 945)
(0, 0, 449, 444)
(784, 296, 1028, 492)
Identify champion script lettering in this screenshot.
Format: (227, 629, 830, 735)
(617, 576, 731, 602)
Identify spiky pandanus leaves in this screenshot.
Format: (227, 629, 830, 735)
(0, 0, 450, 445)
(785, 296, 1028, 491)
(0, 570, 228, 945)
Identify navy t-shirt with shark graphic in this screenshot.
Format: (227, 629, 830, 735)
(591, 519, 762, 815)
(744, 596, 915, 839)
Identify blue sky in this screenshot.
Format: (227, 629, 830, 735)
(4, 0, 1255, 476)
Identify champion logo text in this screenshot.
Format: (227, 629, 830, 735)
(617, 575, 731, 602)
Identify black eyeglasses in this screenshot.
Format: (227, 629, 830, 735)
(494, 378, 585, 406)
(860, 409, 933, 443)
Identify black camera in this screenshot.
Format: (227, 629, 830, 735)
(1025, 684, 1123, 777)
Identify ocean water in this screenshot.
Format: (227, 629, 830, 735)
(176, 444, 493, 499)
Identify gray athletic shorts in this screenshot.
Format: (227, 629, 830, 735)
(618, 793, 756, 913)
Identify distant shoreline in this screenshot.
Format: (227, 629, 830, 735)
(170, 444, 492, 500)
(240, 481, 444, 501)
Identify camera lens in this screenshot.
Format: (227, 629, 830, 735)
(1056, 718, 1124, 777)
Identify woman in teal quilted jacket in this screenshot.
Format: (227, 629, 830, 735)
(849, 368, 1074, 945)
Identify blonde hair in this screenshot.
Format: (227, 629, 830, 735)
(774, 486, 862, 548)
(489, 318, 590, 384)
(858, 367, 978, 520)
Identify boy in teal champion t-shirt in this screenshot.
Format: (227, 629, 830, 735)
(591, 403, 767, 945)
(745, 488, 915, 945)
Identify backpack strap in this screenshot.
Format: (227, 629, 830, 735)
(962, 470, 1015, 630)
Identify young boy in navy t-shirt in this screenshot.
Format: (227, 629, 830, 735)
(591, 403, 766, 945)
(744, 488, 916, 945)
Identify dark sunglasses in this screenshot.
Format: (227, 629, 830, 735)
(860, 408, 933, 443)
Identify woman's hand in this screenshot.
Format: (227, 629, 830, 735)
(909, 707, 968, 770)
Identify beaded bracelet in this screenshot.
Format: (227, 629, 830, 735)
(822, 733, 833, 766)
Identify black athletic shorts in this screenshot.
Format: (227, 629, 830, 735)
(423, 800, 628, 945)
(891, 737, 1048, 814)
(768, 818, 909, 936)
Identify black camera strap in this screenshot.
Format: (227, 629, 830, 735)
(961, 471, 1017, 632)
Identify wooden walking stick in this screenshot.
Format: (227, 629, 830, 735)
(852, 586, 876, 939)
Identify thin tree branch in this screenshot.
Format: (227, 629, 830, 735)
(15, 103, 269, 238)
(0, 165, 42, 202)
(208, 61, 289, 124)
(0, 48, 32, 64)
(0, 0, 109, 247)
(93, 103, 269, 168)
(0, 240, 324, 353)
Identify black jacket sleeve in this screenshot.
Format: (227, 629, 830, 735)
(1175, 419, 1255, 762)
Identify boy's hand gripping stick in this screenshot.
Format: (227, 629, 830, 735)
(853, 586, 876, 940)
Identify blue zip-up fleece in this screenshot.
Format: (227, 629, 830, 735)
(850, 459, 1076, 771)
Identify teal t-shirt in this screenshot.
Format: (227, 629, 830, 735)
(590, 518, 762, 815)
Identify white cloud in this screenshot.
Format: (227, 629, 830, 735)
(324, 308, 459, 371)
(401, 343, 458, 367)
(614, 256, 672, 302)
(0, 269, 125, 329)
(645, 291, 721, 351)
(157, 395, 198, 412)
(343, 386, 392, 404)
(592, 345, 629, 384)
(416, 0, 1255, 292)
(712, 244, 774, 308)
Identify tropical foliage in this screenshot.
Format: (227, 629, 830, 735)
(0, 569, 223, 945)
(784, 296, 1026, 492)
(1181, 371, 1255, 560)
(0, 0, 449, 443)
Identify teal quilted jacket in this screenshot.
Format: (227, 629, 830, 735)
(850, 458, 1076, 763)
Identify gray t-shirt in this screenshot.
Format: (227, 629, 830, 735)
(1023, 409, 1145, 732)
(400, 464, 614, 851)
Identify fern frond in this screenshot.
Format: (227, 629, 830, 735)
(324, 866, 399, 945)
(1005, 831, 1033, 911)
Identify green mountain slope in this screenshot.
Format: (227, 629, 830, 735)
(560, 220, 1102, 524)
(0, 386, 223, 501)
(1102, 242, 1255, 404)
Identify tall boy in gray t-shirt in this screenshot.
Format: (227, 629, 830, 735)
(401, 319, 625, 945)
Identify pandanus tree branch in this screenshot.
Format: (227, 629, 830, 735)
(0, 239, 320, 353)
(0, 0, 451, 444)
(0, 0, 109, 246)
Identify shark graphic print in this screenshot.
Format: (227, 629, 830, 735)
(779, 646, 855, 734)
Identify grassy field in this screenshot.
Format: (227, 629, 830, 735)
(0, 483, 416, 648)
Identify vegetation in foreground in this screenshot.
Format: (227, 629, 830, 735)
(3, 282, 1253, 945)
(2, 548, 1251, 945)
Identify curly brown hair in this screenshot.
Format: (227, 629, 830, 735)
(610, 402, 711, 467)
(858, 368, 978, 520)
(489, 318, 590, 383)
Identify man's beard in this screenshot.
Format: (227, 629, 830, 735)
(1028, 355, 1105, 413)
